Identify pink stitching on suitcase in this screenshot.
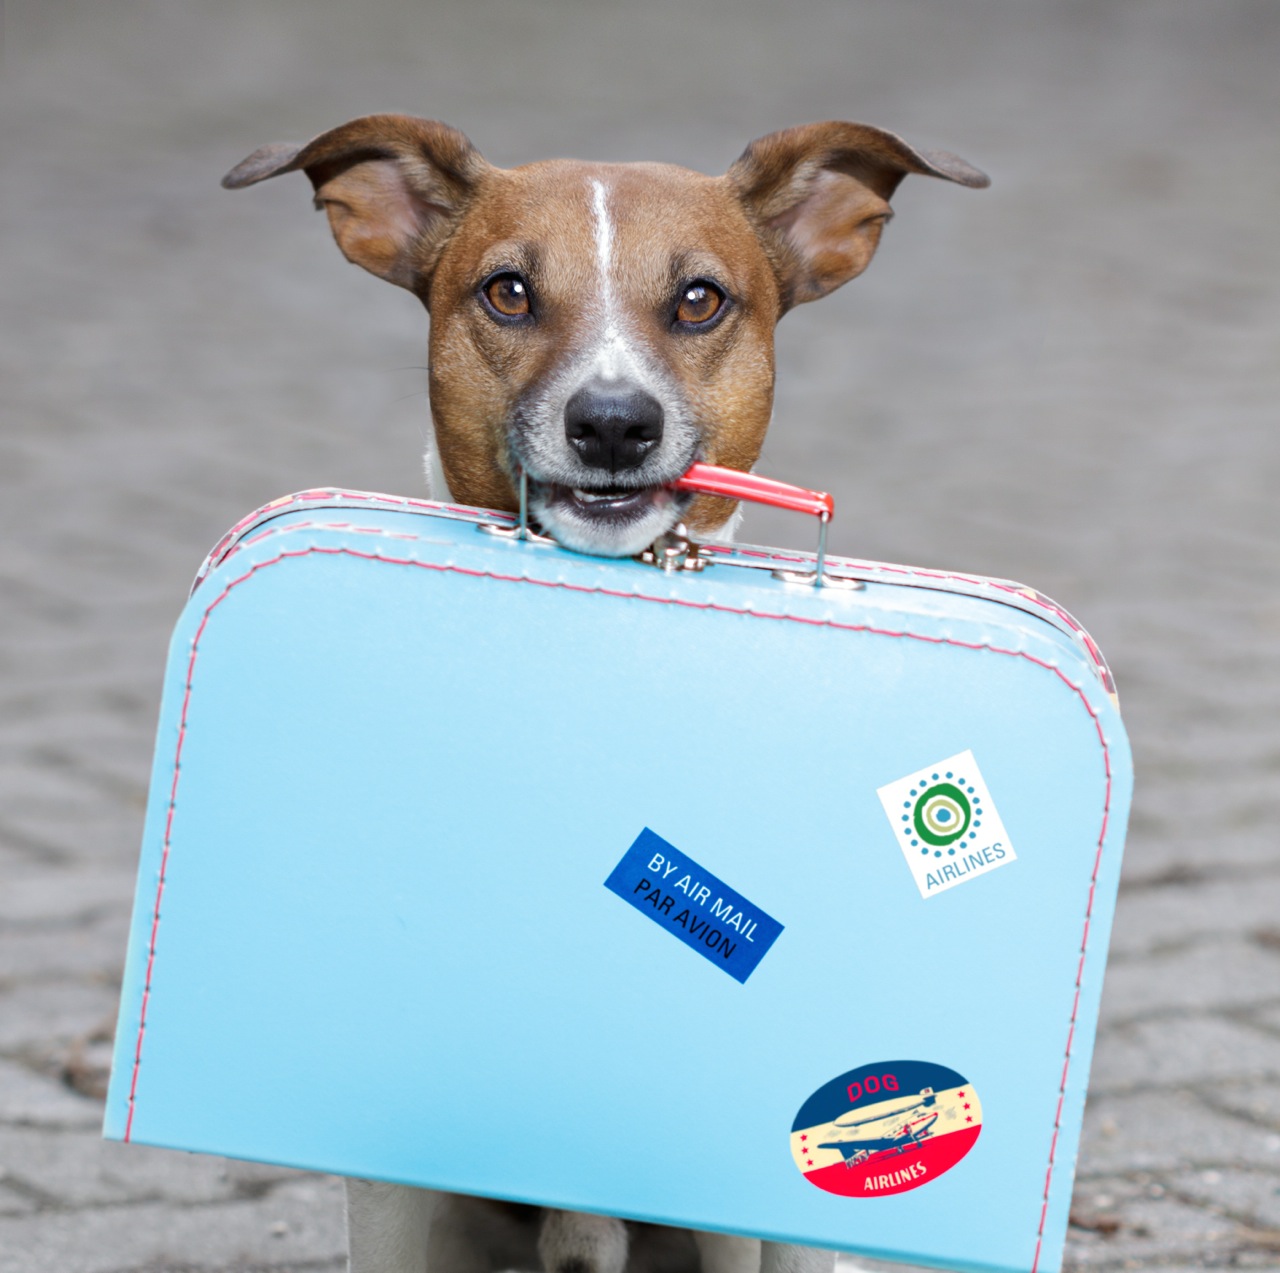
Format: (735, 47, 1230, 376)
(692, 542, 1116, 702)
(125, 545, 1114, 1270)
(203, 496, 1101, 676)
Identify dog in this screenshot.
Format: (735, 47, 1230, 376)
(223, 114, 987, 1273)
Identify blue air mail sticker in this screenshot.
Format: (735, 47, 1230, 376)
(877, 750, 1015, 899)
(604, 828, 784, 983)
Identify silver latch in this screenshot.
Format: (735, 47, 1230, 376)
(640, 523, 709, 573)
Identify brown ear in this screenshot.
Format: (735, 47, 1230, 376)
(727, 121, 989, 309)
(222, 114, 491, 296)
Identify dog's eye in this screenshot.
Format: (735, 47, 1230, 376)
(483, 273, 532, 319)
(675, 281, 724, 326)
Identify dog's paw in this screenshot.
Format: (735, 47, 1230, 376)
(537, 1209, 629, 1273)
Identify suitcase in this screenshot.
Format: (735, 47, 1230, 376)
(104, 471, 1132, 1273)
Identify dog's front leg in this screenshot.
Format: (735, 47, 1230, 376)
(346, 1179, 441, 1273)
(759, 1243, 836, 1273)
(537, 1208, 629, 1273)
(692, 1230, 760, 1273)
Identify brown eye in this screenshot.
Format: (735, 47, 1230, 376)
(676, 281, 724, 326)
(484, 273, 531, 319)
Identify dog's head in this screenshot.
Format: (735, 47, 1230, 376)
(225, 116, 987, 555)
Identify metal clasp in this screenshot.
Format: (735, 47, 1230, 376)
(640, 523, 709, 573)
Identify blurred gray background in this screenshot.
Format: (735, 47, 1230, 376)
(3, 1, 1279, 1270)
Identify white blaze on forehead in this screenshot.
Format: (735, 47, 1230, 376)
(592, 178, 613, 277)
(588, 177, 640, 384)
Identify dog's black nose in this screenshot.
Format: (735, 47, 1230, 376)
(564, 383, 664, 472)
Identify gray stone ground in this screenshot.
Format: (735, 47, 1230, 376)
(3, 0, 1279, 1269)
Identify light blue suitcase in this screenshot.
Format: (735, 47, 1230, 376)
(105, 479, 1131, 1273)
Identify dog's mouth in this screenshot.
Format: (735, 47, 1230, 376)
(553, 482, 676, 518)
(528, 478, 691, 557)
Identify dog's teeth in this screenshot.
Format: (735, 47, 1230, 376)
(575, 489, 614, 503)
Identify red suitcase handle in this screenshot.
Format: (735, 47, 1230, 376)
(671, 463, 846, 587)
(504, 463, 841, 586)
(672, 463, 834, 521)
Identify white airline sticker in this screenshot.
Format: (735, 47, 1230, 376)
(877, 750, 1015, 898)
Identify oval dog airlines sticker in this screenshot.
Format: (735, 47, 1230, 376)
(790, 1061, 982, 1197)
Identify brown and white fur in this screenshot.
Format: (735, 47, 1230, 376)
(224, 114, 987, 1273)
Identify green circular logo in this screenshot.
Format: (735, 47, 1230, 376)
(912, 783, 972, 846)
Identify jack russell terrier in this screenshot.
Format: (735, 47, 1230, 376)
(223, 113, 987, 1273)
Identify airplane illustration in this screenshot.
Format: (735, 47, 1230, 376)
(817, 1089, 940, 1167)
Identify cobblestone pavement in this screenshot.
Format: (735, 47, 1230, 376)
(4, 1, 1279, 1270)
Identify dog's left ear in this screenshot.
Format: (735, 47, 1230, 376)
(222, 114, 491, 296)
(728, 121, 989, 309)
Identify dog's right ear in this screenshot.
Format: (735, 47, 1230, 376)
(222, 114, 491, 297)
(728, 121, 989, 310)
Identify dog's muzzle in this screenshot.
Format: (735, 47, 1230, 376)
(518, 379, 695, 557)
(564, 382, 664, 472)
